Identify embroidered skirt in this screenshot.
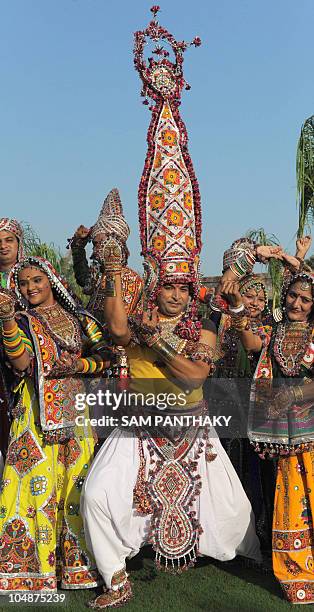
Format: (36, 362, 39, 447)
(0, 378, 100, 592)
(273, 452, 314, 604)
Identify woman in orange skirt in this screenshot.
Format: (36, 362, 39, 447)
(221, 266, 314, 604)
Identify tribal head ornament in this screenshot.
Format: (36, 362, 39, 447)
(134, 6, 202, 308)
(239, 274, 270, 316)
(90, 188, 130, 264)
(0, 218, 25, 260)
(281, 271, 314, 307)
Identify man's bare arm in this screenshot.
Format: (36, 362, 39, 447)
(102, 272, 131, 346)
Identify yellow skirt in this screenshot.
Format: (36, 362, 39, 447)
(273, 451, 314, 604)
(0, 378, 100, 592)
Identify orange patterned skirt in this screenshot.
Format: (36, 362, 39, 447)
(273, 451, 314, 604)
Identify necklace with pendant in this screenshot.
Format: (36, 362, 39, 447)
(158, 313, 186, 353)
(32, 303, 82, 352)
(273, 320, 312, 376)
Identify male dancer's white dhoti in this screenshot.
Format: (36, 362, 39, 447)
(81, 427, 261, 588)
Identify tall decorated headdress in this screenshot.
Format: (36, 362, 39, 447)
(134, 6, 202, 310)
(0, 218, 25, 260)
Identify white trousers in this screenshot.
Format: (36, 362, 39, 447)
(81, 429, 261, 589)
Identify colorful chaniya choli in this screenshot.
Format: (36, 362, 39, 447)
(0, 310, 102, 592)
(249, 320, 314, 604)
(210, 311, 277, 551)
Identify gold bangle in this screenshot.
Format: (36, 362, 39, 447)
(153, 338, 178, 362)
(104, 273, 117, 297)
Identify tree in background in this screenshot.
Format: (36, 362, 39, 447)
(246, 227, 282, 311)
(296, 115, 314, 238)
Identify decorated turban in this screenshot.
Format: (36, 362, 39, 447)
(90, 188, 130, 245)
(0, 218, 25, 260)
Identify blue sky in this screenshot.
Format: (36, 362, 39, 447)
(1, 0, 314, 275)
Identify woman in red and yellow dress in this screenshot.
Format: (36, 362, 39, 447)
(0, 257, 108, 592)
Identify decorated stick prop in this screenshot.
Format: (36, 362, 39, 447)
(134, 5, 202, 305)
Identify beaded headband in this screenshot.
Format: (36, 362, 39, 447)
(239, 274, 269, 314)
(9, 256, 79, 315)
(280, 271, 314, 309)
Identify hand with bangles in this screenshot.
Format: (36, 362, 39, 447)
(212, 279, 244, 315)
(138, 307, 161, 346)
(266, 385, 304, 419)
(94, 236, 123, 274)
(48, 350, 80, 378)
(219, 280, 243, 309)
(255, 245, 283, 264)
(0, 289, 16, 322)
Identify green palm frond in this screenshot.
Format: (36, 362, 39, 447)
(246, 228, 283, 310)
(22, 222, 62, 273)
(296, 115, 314, 238)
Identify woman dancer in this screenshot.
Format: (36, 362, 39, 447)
(0, 256, 108, 592)
(221, 264, 314, 604)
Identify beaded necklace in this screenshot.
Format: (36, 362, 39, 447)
(158, 313, 187, 354)
(273, 319, 312, 376)
(31, 303, 82, 353)
(159, 312, 182, 329)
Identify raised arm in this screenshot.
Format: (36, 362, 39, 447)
(218, 280, 263, 353)
(216, 241, 283, 293)
(296, 235, 312, 262)
(69, 225, 91, 289)
(101, 238, 131, 346)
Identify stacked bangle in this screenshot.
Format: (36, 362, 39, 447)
(85, 319, 103, 344)
(2, 322, 26, 359)
(229, 250, 256, 279)
(80, 356, 104, 374)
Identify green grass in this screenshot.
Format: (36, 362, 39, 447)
(0, 550, 302, 612)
